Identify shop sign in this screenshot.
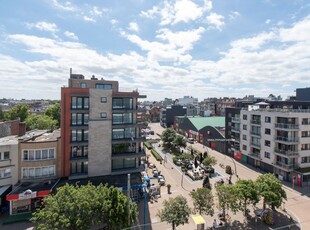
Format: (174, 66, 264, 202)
(19, 190, 37, 200)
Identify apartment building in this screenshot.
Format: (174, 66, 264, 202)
(61, 73, 146, 179)
(238, 105, 310, 186)
(160, 105, 187, 128)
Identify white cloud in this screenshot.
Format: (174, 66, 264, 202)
(26, 21, 58, 33)
(51, 0, 76, 12)
(206, 12, 225, 30)
(110, 19, 118, 25)
(229, 11, 240, 20)
(265, 19, 271, 24)
(64, 31, 78, 40)
(140, 0, 212, 25)
(128, 22, 139, 32)
(83, 16, 96, 22)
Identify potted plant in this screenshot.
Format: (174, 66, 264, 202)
(167, 184, 171, 194)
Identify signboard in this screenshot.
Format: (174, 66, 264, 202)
(19, 190, 37, 200)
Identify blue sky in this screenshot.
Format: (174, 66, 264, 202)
(0, 0, 310, 101)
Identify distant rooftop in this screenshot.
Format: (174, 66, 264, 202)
(19, 129, 60, 142)
(187, 116, 225, 130)
(0, 135, 18, 146)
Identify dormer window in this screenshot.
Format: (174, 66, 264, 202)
(80, 82, 87, 88)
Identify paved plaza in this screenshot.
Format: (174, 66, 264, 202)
(138, 123, 310, 230)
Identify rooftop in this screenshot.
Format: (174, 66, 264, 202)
(9, 178, 60, 195)
(19, 129, 60, 142)
(0, 135, 18, 146)
(187, 116, 225, 130)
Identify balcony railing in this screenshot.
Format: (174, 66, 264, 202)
(231, 127, 240, 132)
(275, 123, 299, 129)
(274, 148, 299, 157)
(251, 132, 261, 137)
(275, 162, 297, 171)
(275, 136, 299, 143)
(231, 117, 240, 123)
(251, 120, 261, 125)
(251, 142, 261, 148)
(249, 152, 261, 159)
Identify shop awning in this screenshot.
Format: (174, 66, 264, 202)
(192, 214, 206, 225)
(0, 184, 11, 196)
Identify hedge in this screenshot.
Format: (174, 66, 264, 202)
(144, 141, 153, 150)
(151, 149, 162, 161)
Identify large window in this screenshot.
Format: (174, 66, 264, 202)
(112, 143, 136, 154)
(112, 158, 136, 170)
(96, 84, 112, 89)
(71, 97, 89, 109)
(71, 129, 88, 142)
(112, 113, 133, 124)
(0, 168, 11, 178)
(71, 161, 88, 174)
(302, 118, 310, 125)
(302, 131, 310, 137)
(112, 128, 135, 139)
(22, 149, 55, 161)
(71, 146, 88, 158)
(22, 165, 55, 179)
(0, 151, 10, 160)
(112, 98, 133, 109)
(71, 113, 89, 126)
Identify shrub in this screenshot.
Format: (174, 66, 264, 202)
(144, 141, 153, 150)
(225, 165, 232, 175)
(151, 149, 163, 161)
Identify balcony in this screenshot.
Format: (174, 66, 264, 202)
(275, 136, 299, 143)
(251, 120, 261, 125)
(274, 148, 299, 157)
(275, 123, 299, 130)
(249, 152, 261, 159)
(231, 117, 240, 123)
(112, 136, 145, 144)
(274, 162, 297, 171)
(251, 142, 261, 148)
(250, 132, 261, 137)
(231, 127, 240, 133)
(112, 150, 145, 159)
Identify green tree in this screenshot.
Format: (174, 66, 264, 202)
(45, 103, 61, 126)
(235, 179, 259, 216)
(161, 128, 176, 149)
(190, 187, 214, 216)
(202, 156, 217, 167)
(0, 105, 4, 120)
(172, 135, 187, 153)
(256, 173, 287, 210)
(157, 195, 191, 230)
(31, 183, 138, 230)
(5, 104, 29, 121)
(216, 184, 239, 222)
(25, 114, 58, 131)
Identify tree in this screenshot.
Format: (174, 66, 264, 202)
(25, 114, 58, 131)
(216, 184, 239, 222)
(31, 183, 138, 230)
(202, 156, 217, 167)
(5, 104, 29, 121)
(0, 105, 4, 120)
(157, 195, 191, 230)
(45, 103, 61, 126)
(235, 179, 259, 216)
(172, 135, 187, 152)
(190, 188, 214, 216)
(256, 173, 287, 210)
(161, 128, 176, 149)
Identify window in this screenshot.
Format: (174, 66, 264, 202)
(101, 97, 107, 103)
(242, 145, 247, 151)
(242, 135, 247, 140)
(3, 151, 9, 160)
(0, 168, 11, 178)
(242, 125, 247, 130)
(112, 113, 133, 124)
(71, 113, 88, 126)
(80, 82, 87, 88)
(112, 98, 133, 109)
(71, 161, 88, 174)
(23, 149, 56, 161)
(100, 112, 107, 118)
(265, 128, 271, 135)
(71, 146, 88, 158)
(112, 128, 135, 139)
(71, 97, 89, 109)
(265, 116, 271, 123)
(264, 151, 270, 159)
(302, 131, 310, 137)
(71, 129, 88, 142)
(22, 166, 55, 179)
(243, 115, 247, 120)
(96, 84, 112, 89)
(302, 157, 310, 163)
(112, 158, 136, 170)
(302, 118, 310, 125)
(265, 140, 271, 147)
(301, 144, 310, 150)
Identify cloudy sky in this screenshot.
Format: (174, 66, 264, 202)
(1, 0, 310, 101)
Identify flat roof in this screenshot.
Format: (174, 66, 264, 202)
(0, 135, 18, 146)
(19, 129, 60, 142)
(9, 179, 60, 195)
(187, 116, 225, 130)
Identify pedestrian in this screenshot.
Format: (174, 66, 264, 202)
(213, 219, 218, 229)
